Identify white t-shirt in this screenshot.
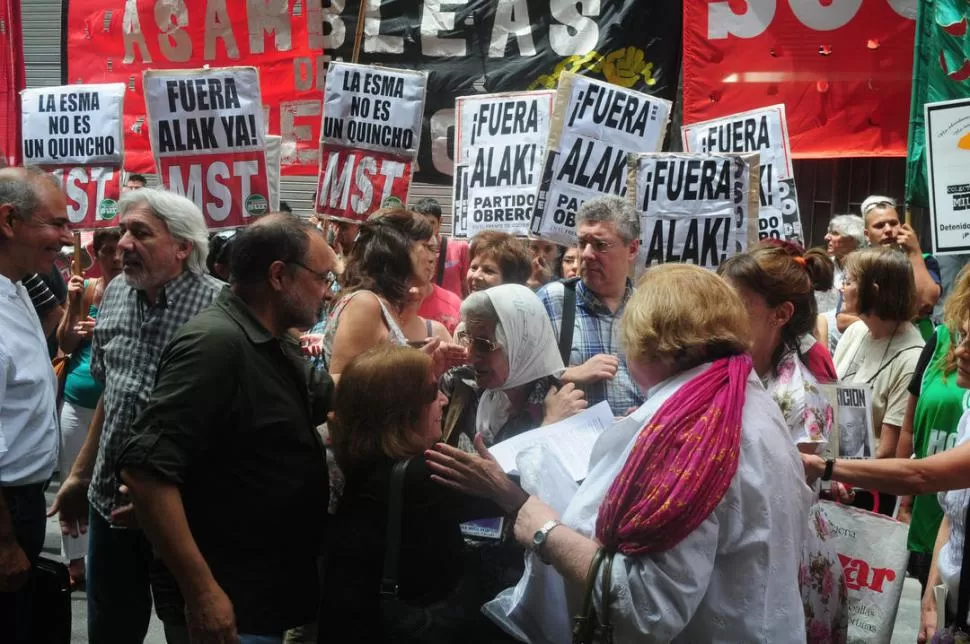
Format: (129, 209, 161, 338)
(833, 320, 924, 431)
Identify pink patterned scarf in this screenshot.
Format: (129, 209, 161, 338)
(596, 355, 752, 556)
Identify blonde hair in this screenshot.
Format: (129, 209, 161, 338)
(943, 263, 970, 377)
(622, 264, 750, 369)
(330, 346, 437, 474)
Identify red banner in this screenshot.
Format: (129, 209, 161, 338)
(0, 0, 23, 166)
(315, 146, 412, 222)
(65, 1, 322, 175)
(160, 151, 269, 229)
(51, 166, 121, 230)
(683, 1, 918, 158)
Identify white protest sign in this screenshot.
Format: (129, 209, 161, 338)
(144, 67, 270, 229)
(632, 153, 758, 270)
(530, 73, 671, 246)
(316, 63, 427, 223)
(453, 90, 555, 237)
(21, 83, 125, 166)
(682, 104, 802, 244)
(924, 98, 970, 255)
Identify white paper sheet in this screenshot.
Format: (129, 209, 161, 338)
(489, 401, 615, 481)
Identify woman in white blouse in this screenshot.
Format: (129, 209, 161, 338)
(803, 288, 970, 642)
(426, 264, 813, 643)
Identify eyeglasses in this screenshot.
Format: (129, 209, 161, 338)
(290, 262, 338, 288)
(576, 236, 619, 254)
(862, 200, 896, 215)
(455, 331, 499, 353)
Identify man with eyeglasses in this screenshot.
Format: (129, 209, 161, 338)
(0, 167, 71, 643)
(48, 187, 223, 643)
(536, 196, 645, 416)
(116, 214, 337, 644)
(861, 195, 942, 339)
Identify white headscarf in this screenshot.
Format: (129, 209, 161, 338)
(471, 284, 565, 443)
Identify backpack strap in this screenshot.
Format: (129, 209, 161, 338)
(558, 278, 580, 366)
(380, 459, 412, 600)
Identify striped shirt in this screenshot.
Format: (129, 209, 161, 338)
(536, 279, 644, 416)
(22, 273, 59, 315)
(88, 271, 223, 520)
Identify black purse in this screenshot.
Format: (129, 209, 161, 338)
(30, 556, 71, 644)
(572, 547, 615, 644)
(380, 459, 464, 643)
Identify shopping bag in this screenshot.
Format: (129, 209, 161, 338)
(817, 500, 909, 644)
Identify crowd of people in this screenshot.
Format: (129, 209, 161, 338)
(3, 162, 970, 644)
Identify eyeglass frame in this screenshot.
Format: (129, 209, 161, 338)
(289, 261, 338, 288)
(455, 330, 500, 353)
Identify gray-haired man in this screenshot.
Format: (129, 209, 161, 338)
(49, 188, 223, 643)
(536, 196, 644, 415)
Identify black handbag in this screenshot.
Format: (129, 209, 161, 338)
(380, 459, 464, 643)
(30, 556, 71, 644)
(572, 547, 615, 644)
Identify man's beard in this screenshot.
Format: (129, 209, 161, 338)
(281, 289, 319, 331)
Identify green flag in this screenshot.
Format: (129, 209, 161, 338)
(905, 0, 970, 208)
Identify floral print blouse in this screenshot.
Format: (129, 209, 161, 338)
(765, 349, 835, 453)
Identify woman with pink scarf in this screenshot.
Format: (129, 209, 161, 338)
(426, 264, 813, 642)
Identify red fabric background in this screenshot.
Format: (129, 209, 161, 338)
(65, 1, 322, 175)
(683, 1, 917, 158)
(0, 0, 24, 166)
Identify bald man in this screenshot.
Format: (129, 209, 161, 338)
(118, 215, 337, 643)
(0, 168, 72, 643)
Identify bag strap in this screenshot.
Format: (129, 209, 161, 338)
(380, 458, 412, 599)
(572, 548, 606, 643)
(957, 499, 970, 626)
(559, 278, 580, 366)
(435, 238, 448, 286)
(862, 345, 923, 385)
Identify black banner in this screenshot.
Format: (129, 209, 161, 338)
(328, 0, 682, 185)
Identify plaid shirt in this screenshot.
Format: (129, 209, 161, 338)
(536, 279, 644, 416)
(89, 271, 223, 520)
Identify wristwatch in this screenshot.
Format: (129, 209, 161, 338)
(821, 458, 836, 482)
(530, 519, 562, 564)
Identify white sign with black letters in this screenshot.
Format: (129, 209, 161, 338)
(633, 152, 756, 270)
(925, 98, 970, 256)
(21, 83, 125, 166)
(530, 73, 671, 246)
(681, 104, 802, 244)
(453, 90, 554, 237)
(321, 62, 427, 157)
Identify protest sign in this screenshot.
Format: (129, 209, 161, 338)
(66, 0, 681, 185)
(530, 72, 671, 246)
(21, 84, 125, 167)
(144, 67, 270, 229)
(820, 384, 876, 460)
(452, 90, 555, 238)
(682, 104, 802, 244)
(49, 166, 121, 230)
(631, 152, 758, 270)
(924, 98, 970, 255)
(315, 63, 427, 223)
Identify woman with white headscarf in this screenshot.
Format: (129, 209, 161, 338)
(442, 284, 587, 449)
